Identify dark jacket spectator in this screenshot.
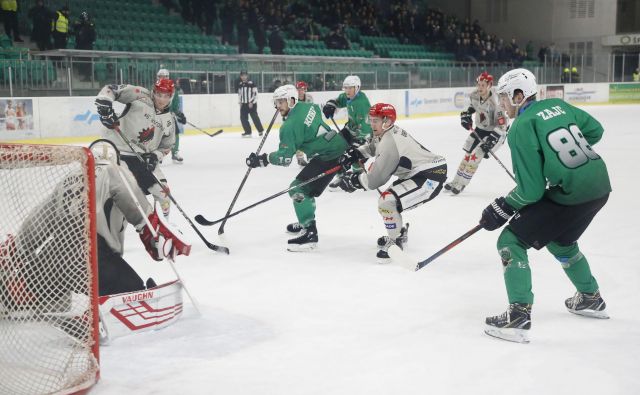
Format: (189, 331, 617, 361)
(269, 26, 284, 55)
(324, 27, 350, 50)
(72, 12, 96, 50)
(28, 0, 52, 50)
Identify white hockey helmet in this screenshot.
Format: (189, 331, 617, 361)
(342, 75, 361, 94)
(496, 68, 537, 106)
(89, 139, 120, 165)
(273, 84, 298, 109)
(157, 68, 170, 80)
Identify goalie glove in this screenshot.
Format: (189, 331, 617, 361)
(322, 99, 338, 119)
(139, 211, 192, 261)
(339, 172, 364, 193)
(480, 197, 515, 231)
(95, 98, 118, 129)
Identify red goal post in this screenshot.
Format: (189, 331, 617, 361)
(0, 143, 100, 395)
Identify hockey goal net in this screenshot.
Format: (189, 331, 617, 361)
(0, 144, 100, 395)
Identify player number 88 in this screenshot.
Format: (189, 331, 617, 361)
(547, 125, 600, 168)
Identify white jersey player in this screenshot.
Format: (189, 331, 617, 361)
(295, 80, 314, 166)
(444, 72, 508, 194)
(338, 103, 447, 262)
(94, 79, 177, 218)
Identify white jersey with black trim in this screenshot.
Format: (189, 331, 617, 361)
(357, 124, 446, 190)
(469, 88, 508, 134)
(95, 161, 153, 255)
(97, 84, 176, 161)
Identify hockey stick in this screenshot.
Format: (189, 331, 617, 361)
(465, 107, 515, 182)
(185, 120, 223, 138)
(113, 124, 229, 254)
(388, 224, 483, 271)
(469, 128, 516, 182)
(116, 166, 201, 316)
(217, 109, 279, 235)
(195, 165, 341, 226)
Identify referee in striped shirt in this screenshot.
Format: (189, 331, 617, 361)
(238, 70, 264, 138)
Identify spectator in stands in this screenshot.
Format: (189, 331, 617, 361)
(269, 25, 284, 55)
(250, 9, 267, 54)
(538, 45, 548, 63)
(203, 1, 216, 35)
(1, 0, 23, 42)
(237, 5, 249, 54)
(179, 0, 192, 23)
(325, 25, 350, 50)
(571, 66, 580, 83)
(51, 6, 70, 49)
(28, 0, 53, 51)
(221, 0, 234, 45)
(561, 67, 571, 83)
(633, 68, 639, 82)
(72, 12, 96, 50)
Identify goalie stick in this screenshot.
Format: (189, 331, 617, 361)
(195, 165, 342, 226)
(217, 109, 279, 235)
(113, 124, 229, 254)
(388, 225, 483, 271)
(114, 165, 201, 315)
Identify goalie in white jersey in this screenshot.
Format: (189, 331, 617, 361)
(94, 79, 178, 218)
(338, 103, 447, 262)
(444, 72, 508, 194)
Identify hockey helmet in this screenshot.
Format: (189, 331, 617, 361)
(157, 68, 170, 80)
(368, 103, 396, 124)
(89, 139, 120, 165)
(496, 68, 537, 106)
(273, 84, 298, 109)
(154, 78, 175, 95)
(477, 71, 494, 84)
(342, 75, 361, 94)
(295, 81, 308, 91)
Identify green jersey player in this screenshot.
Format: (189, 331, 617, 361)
(245, 85, 348, 251)
(478, 68, 611, 343)
(322, 75, 372, 190)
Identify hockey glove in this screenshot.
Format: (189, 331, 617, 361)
(139, 212, 192, 261)
(95, 99, 118, 129)
(339, 125, 357, 145)
(480, 197, 516, 231)
(480, 132, 500, 158)
(175, 111, 187, 125)
(246, 152, 268, 168)
(338, 146, 365, 171)
(322, 99, 338, 119)
(460, 110, 473, 130)
(339, 172, 364, 193)
(141, 152, 159, 172)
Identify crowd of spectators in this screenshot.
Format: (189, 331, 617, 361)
(162, 0, 542, 65)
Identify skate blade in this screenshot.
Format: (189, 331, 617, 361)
(376, 256, 392, 264)
(172, 160, 184, 164)
(286, 230, 304, 235)
(287, 243, 317, 252)
(484, 326, 530, 344)
(567, 308, 610, 319)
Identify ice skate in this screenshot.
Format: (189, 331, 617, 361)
(484, 303, 532, 344)
(241, 132, 252, 138)
(171, 151, 183, 164)
(286, 222, 304, 234)
(565, 290, 609, 319)
(376, 223, 409, 247)
(287, 221, 318, 252)
(444, 182, 464, 195)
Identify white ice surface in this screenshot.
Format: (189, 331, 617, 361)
(93, 104, 640, 395)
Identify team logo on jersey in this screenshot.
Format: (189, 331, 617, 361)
(138, 126, 155, 143)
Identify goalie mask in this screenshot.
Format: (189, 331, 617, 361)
(89, 139, 120, 165)
(273, 84, 297, 114)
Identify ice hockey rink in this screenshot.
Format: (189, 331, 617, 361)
(93, 104, 639, 395)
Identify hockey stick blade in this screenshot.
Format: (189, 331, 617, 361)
(208, 129, 223, 138)
(388, 245, 419, 271)
(197, 165, 341, 227)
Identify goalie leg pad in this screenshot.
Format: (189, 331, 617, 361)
(98, 280, 183, 342)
